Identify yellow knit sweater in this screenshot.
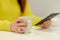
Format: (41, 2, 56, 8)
(0, 0, 42, 31)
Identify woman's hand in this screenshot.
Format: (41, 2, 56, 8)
(40, 20, 52, 29)
(10, 18, 27, 34)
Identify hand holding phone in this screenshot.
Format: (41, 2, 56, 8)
(35, 13, 60, 26)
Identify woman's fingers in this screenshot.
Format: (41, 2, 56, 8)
(41, 20, 52, 29)
(17, 23, 27, 27)
(11, 22, 27, 33)
(16, 18, 24, 23)
(44, 20, 52, 26)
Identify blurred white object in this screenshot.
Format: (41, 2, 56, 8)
(51, 17, 60, 29)
(19, 16, 33, 34)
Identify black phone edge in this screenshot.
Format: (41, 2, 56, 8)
(35, 13, 60, 26)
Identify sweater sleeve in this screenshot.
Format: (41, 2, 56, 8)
(0, 20, 11, 31)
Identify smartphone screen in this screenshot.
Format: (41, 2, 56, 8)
(35, 13, 60, 26)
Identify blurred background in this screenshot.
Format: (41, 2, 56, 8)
(28, 0, 60, 29)
(28, 0, 60, 18)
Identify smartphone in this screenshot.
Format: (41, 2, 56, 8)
(35, 13, 60, 26)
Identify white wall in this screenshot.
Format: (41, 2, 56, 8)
(28, 0, 60, 18)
